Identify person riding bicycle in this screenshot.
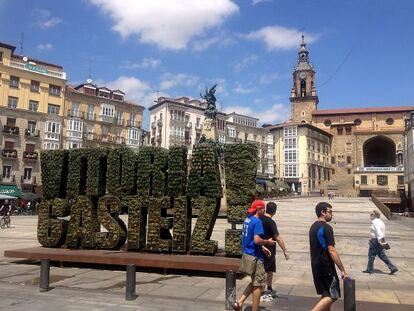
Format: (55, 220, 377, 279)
(0, 200, 12, 216)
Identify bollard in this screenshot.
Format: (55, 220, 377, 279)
(343, 278, 356, 311)
(126, 264, 137, 300)
(225, 270, 236, 310)
(39, 259, 50, 292)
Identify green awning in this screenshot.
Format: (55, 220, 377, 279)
(0, 185, 22, 198)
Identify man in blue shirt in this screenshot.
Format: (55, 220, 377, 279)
(232, 200, 276, 311)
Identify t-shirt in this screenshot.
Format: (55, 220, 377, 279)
(242, 215, 264, 261)
(309, 221, 336, 276)
(260, 215, 279, 254)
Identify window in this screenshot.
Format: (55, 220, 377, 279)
(337, 128, 343, 135)
(87, 105, 94, 120)
(361, 175, 367, 185)
(354, 118, 361, 126)
(43, 141, 60, 150)
(68, 119, 83, 138)
(25, 143, 35, 153)
(23, 167, 32, 181)
(331, 156, 336, 164)
(324, 119, 331, 127)
(7, 96, 18, 109)
(30, 80, 40, 92)
(127, 128, 140, 145)
(0, 52, 2, 63)
(345, 127, 352, 135)
(45, 121, 61, 141)
(283, 126, 297, 137)
(2, 165, 11, 179)
(101, 126, 109, 136)
(9, 76, 19, 88)
(27, 121, 36, 133)
(398, 175, 404, 184)
(68, 141, 82, 149)
(29, 100, 39, 112)
(284, 164, 299, 178)
(347, 169, 351, 174)
(346, 156, 352, 164)
(49, 84, 61, 96)
(5, 141, 14, 150)
(48, 104, 60, 115)
(284, 150, 298, 163)
(346, 142, 352, 151)
(386, 118, 394, 125)
(377, 175, 388, 186)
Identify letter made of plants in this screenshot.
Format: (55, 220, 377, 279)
(38, 145, 257, 257)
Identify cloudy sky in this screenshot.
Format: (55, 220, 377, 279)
(1, 0, 413, 128)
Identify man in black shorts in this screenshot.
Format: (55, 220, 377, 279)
(309, 202, 349, 311)
(260, 202, 289, 302)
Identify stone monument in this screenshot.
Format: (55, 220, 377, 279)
(200, 84, 218, 142)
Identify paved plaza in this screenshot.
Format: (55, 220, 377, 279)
(1, 197, 414, 310)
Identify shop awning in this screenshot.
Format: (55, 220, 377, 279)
(0, 185, 22, 198)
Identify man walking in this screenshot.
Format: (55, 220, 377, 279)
(363, 210, 398, 274)
(309, 202, 349, 311)
(260, 201, 289, 302)
(232, 200, 276, 311)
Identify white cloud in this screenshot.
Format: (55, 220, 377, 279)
(259, 73, 280, 85)
(192, 31, 236, 52)
(233, 83, 256, 94)
(105, 76, 155, 107)
(36, 43, 53, 51)
(159, 73, 200, 90)
(121, 58, 161, 70)
(224, 103, 290, 124)
(88, 0, 239, 50)
(245, 26, 319, 50)
(252, 0, 273, 5)
(33, 9, 62, 29)
(233, 54, 258, 72)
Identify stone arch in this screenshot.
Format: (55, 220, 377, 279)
(363, 135, 396, 167)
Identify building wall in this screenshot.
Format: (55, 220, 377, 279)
(405, 116, 414, 207)
(0, 43, 66, 194)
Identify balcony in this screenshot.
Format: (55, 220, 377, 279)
(85, 113, 96, 121)
(157, 119, 163, 126)
(25, 128, 40, 138)
(99, 115, 114, 123)
(21, 176, 37, 185)
(151, 137, 155, 145)
(115, 136, 126, 144)
(23, 151, 39, 161)
(3, 125, 19, 135)
(1, 149, 18, 159)
(355, 166, 404, 173)
(151, 122, 156, 129)
(0, 175, 16, 184)
(67, 109, 85, 118)
(127, 120, 140, 128)
(185, 122, 192, 129)
(184, 138, 192, 145)
(195, 123, 203, 131)
(115, 118, 124, 126)
(83, 132, 95, 141)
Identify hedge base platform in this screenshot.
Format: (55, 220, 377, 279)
(4, 247, 240, 309)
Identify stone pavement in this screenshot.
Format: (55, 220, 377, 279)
(1, 197, 413, 310)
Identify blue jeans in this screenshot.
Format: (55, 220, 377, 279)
(366, 239, 397, 272)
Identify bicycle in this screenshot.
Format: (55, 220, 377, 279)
(0, 213, 11, 229)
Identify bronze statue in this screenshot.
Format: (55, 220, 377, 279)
(201, 84, 217, 120)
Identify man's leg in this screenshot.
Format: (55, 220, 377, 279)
(366, 241, 378, 272)
(311, 296, 335, 311)
(266, 271, 273, 290)
(236, 282, 253, 309)
(377, 248, 397, 271)
(251, 286, 262, 311)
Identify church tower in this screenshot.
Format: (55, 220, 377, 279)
(290, 35, 318, 123)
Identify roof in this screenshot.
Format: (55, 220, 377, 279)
(13, 54, 63, 69)
(267, 121, 332, 137)
(227, 112, 259, 121)
(313, 106, 414, 116)
(149, 97, 226, 116)
(0, 41, 16, 52)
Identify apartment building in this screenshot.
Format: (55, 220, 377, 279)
(405, 111, 414, 208)
(0, 41, 66, 198)
(149, 97, 275, 178)
(269, 123, 332, 194)
(64, 83, 144, 149)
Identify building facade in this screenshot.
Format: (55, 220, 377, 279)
(286, 36, 412, 196)
(64, 84, 144, 150)
(149, 97, 275, 178)
(405, 112, 414, 208)
(0, 42, 66, 197)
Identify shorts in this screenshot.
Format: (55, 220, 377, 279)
(313, 273, 340, 300)
(241, 254, 266, 287)
(263, 255, 276, 273)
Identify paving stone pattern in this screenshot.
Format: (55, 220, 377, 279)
(1, 197, 414, 310)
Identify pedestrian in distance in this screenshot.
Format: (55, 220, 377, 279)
(259, 201, 289, 302)
(363, 209, 398, 275)
(309, 202, 349, 311)
(232, 200, 277, 311)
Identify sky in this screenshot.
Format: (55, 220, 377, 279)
(1, 0, 414, 129)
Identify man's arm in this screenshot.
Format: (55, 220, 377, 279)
(328, 245, 349, 279)
(254, 235, 276, 247)
(275, 234, 289, 260)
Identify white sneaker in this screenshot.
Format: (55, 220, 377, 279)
(260, 294, 273, 302)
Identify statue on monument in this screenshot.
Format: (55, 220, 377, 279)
(201, 84, 217, 120)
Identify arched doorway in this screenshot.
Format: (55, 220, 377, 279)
(363, 136, 396, 167)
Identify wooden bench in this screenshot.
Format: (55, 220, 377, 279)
(5, 247, 240, 310)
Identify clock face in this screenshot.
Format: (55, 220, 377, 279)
(299, 72, 307, 80)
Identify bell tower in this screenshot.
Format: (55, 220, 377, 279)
(290, 35, 318, 123)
